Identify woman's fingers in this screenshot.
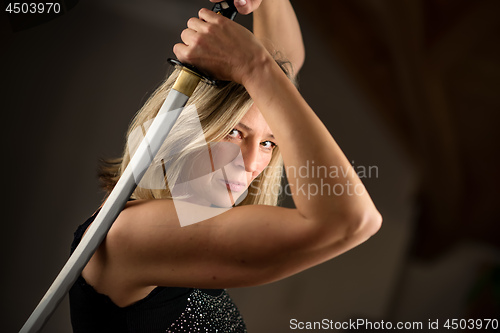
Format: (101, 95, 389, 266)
(180, 28, 197, 46)
(198, 7, 225, 24)
(173, 42, 188, 62)
(175, 29, 204, 65)
(233, 0, 262, 15)
(174, 6, 269, 83)
(186, 16, 205, 32)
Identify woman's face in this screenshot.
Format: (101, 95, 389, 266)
(179, 105, 277, 207)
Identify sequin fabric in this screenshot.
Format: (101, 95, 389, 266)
(166, 289, 246, 332)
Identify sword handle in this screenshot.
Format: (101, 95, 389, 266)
(212, 0, 238, 20)
(168, 0, 238, 86)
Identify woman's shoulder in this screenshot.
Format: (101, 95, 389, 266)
(71, 210, 101, 254)
(111, 199, 179, 231)
(79, 199, 180, 307)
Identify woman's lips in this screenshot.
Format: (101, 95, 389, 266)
(219, 179, 246, 192)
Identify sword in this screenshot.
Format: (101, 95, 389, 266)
(20, 2, 238, 332)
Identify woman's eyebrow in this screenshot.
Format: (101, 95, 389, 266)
(237, 122, 275, 139)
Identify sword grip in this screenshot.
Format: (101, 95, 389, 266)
(212, 0, 238, 20)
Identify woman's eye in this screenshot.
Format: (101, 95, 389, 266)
(227, 129, 241, 139)
(261, 141, 277, 150)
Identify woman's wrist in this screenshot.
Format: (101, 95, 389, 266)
(240, 49, 276, 90)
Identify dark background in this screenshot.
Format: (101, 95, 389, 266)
(2, 0, 499, 331)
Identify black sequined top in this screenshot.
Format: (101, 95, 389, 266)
(69, 211, 247, 333)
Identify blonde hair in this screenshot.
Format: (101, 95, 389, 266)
(100, 59, 294, 206)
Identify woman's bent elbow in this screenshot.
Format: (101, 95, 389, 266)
(350, 209, 383, 240)
(315, 207, 382, 249)
(328, 207, 382, 245)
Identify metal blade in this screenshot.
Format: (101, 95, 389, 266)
(20, 89, 191, 333)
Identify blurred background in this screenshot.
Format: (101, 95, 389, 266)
(2, 0, 499, 331)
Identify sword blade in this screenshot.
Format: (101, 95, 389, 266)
(20, 78, 197, 333)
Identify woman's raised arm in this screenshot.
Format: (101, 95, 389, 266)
(252, 0, 305, 74)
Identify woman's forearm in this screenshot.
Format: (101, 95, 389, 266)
(253, 0, 305, 74)
(243, 53, 381, 231)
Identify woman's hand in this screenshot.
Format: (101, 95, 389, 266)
(209, 0, 262, 15)
(173, 8, 270, 84)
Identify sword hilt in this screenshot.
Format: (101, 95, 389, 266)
(168, 0, 238, 87)
(212, 0, 238, 20)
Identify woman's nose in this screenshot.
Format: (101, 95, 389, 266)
(234, 143, 259, 173)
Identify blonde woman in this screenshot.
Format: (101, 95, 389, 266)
(69, 1, 382, 332)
